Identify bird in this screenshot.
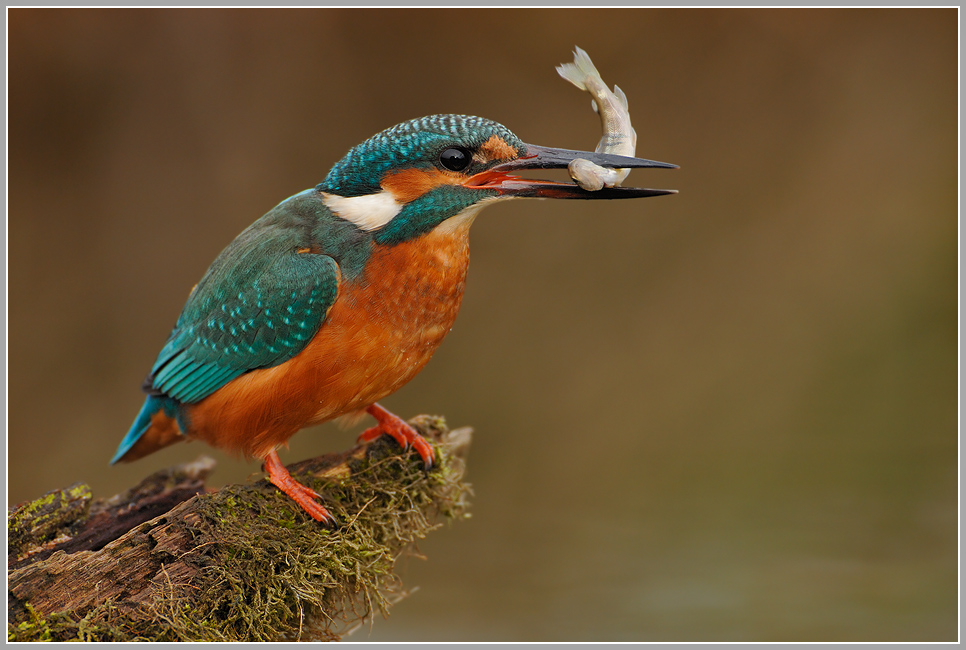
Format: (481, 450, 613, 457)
(110, 114, 676, 524)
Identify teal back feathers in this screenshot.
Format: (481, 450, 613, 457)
(147, 192, 348, 405)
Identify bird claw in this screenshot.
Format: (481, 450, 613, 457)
(284, 488, 336, 526)
(263, 449, 336, 525)
(359, 404, 436, 470)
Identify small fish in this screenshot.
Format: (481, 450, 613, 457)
(556, 46, 638, 191)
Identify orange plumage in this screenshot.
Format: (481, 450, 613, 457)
(156, 213, 470, 462)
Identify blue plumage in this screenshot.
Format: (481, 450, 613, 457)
(149, 249, 339, 403)
(320, 115, 525, 197)
(112, 193, 343, 463)
(110, 394, 180, 464)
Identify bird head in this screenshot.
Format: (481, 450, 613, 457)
(316, 114, 675, 246)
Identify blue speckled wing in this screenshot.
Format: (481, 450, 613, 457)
(148, 247, 340, 404)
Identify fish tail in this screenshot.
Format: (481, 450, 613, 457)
(556, 45, 601, 90)
(111, 395, 186, 464)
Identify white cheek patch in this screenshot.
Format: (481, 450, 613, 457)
(321, 190, 403, 232)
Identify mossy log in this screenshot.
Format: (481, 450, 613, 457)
(7, 416, 472, 642)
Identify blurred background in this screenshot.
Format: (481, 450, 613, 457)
(7, 8, 957, 642)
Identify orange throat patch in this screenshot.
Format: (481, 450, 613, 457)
(183, 217, 475, 460)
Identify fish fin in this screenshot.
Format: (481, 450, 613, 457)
(556, 45, 601, 91)
(571, 46, 600, 77)
(613, 84, 629, 110)
(556, 62, 588, 90)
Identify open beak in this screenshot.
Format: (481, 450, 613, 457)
(464, 143, 678, 199)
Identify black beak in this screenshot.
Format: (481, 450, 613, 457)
(464, 143, 677, 199)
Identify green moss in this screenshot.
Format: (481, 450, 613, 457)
(8, 483, 92, 560)
(8, 418, 471, 642)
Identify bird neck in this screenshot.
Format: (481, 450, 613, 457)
(371, 186, 500, 246)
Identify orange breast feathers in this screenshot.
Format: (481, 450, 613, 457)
(184, 218, 474, 460)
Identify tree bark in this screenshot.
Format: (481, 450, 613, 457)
(8, 416, 472, 642)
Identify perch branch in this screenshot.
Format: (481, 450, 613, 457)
(7, 415, 472, 642)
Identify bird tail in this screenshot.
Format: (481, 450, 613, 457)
(111, 395, 185, 464)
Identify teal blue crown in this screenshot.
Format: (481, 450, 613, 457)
(319, 115, 525, 197)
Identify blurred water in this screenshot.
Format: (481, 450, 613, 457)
(7, 8, 957, 641)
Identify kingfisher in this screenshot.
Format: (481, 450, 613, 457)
(111, 114, 676, 523)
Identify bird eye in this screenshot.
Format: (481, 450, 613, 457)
(439, 147, 471, 172)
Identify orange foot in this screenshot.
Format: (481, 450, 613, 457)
(263, 448, 335, 524)
(357, 403, 435, 470)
